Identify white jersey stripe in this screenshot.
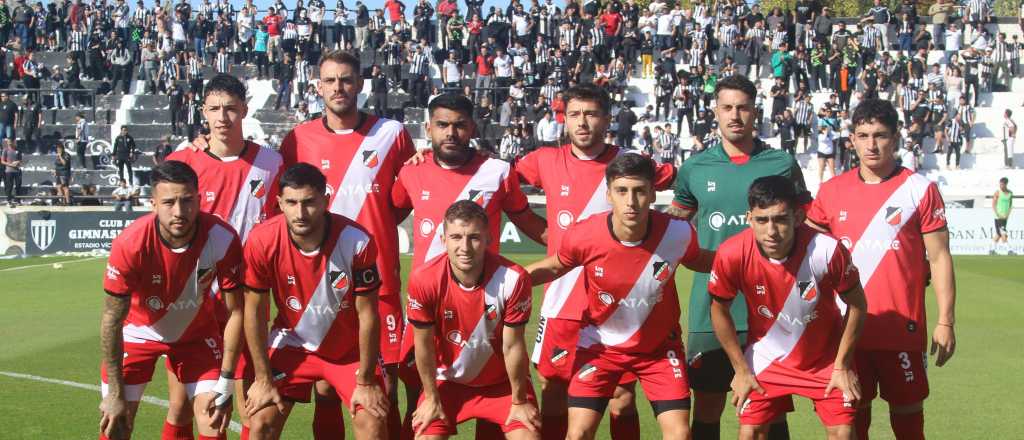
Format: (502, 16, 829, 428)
(228, 146, 283, 242)
(424, 158, 511, 262)
(330, 118, 399, 219)
(745, 234, 834, 375)
(442, 265, 519, 384)
(576, 219, 693, 348)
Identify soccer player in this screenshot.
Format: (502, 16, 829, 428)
(391, 93, 546, 438)
(406, 200, 541, 439)
(242, 163, 389, 439)
(527, 153, 713, 440)
(664, 74, 810, 440)
(709, 176, 868, 440)
(99, 160, 244, 440)
(163, 73, 285, 439)
(993, 177, 1012, 252)
(806, 99, 957, 440)
(515, 83, 676, 440)
(278, 50, 416, 437)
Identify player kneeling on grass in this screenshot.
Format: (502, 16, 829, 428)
(241, 163, 389, 439)
(527, 153, 714, 440)
(99, 160, 245, 440)
(708, 175, 868, 440)
(407, 200, 541, 439)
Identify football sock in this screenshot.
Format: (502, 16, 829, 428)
(609, 411, 640, 440)
(766, 420, 790, 440)
(691, 421, 721, 440)
(475, 420, 504, 439)
(161, 421, 194, 440)
(312, 398, 345, 440)
(240, 425, 249, 440)
(856, 408, 872, 440)
(541, 414, 568, 440)
(890, 411, 925, 440)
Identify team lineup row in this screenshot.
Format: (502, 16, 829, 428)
(96, 49, 957, 440)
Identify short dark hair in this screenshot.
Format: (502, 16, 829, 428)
(152, 160, 199, 190)
(428, 93, 474, 118)
(204, 73, 248, 103)
(1001, 177, 1009, 184)
(563, 83, 611, 115)
(278, 163, 327, 195)
(319, 49, 361, 71)
(748, 175, 798, 211)
(714, 74, 757, 101)
(851, 99, 899, 135)
(444, 200, 489, 229)
(605, 152, 655, 184)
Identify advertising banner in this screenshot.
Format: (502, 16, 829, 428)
(24, 211, 146, 255)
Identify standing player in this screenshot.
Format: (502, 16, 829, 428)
(806, 99, 957, 440)
(993, 177, 1012, 253)
(242, 164, 389, 439)
(278, 50, 416, 437)
(391, 93, 546, 438)
(163, 73, 285, 439)
(406, 200, 541, 439)
(99, 161, 244, 440)
(709, 176, 868, 440)
(527, 154, 713, 440)
(515, 83, 676, 440)
(664, 75, 811, 440)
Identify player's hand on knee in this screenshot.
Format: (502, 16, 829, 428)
(351, 382, 389, 419)
(506, 401, 541, 432)
(730, 371, 764, 416)
(245, 379, 286, 416)
(99, 395, 131, 439)
(206, 374, 236, 433)
(931, 324, 956, 367)
(825, 368, 861, 407)
(411, 395, 446, 436)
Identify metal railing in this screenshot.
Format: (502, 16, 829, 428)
(0, 88, 98, 122)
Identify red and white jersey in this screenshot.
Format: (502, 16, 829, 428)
(279, 115, 415, 297)
(515, 144, 676, 320)
(807, 168, 947, 351)
(406, 253, 532, 387)
(557, 211, 698, 354)
(243, 213, 382, 360)
(708, 227, 860, 388)
(392, 151, 530, 268)
(166, 141, 284, 242)
(104, 213, 243, 344)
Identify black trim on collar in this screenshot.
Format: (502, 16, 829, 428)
(606, 212, 652, 244)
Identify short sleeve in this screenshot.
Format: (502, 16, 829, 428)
(278, 131, 298, 167)
(390, 169, 413, 210)
(556, 223, 584, 269)
(514, 149, 542, 187)
(918, 183, 948, 234)
(103, 238, 137, 296)
(826, 242, 860, 295)
(243, 232, 273, 291)
(805, 188, 831, 229)
(503, 268, 533, 326)
(351, 234, 382, 295)
(394, 127, 417, 166)
(405, 270, 436, 325)
(216, 234, 244, 291)
(501, 169, 529, 214)
(671, 162, 696, 209)
(707, 245, 739, 301)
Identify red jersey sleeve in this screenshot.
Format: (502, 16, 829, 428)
(262, 161, 284, 218)
(918, 183, 948, 234)
(805, 186, 831, 228)
(391, 170, 413, 210)
(653, 161, 677, 191)
(556, 223, 584, 268)
(405, 270, 437, 325)
(677, 221, 701, 265)
(503, 267, 533, 326)
(216, 234, 245, 291)
(514, 150, 542, 187)
(242, 231, 273, 291)
(707, 243, 740, 301)
(395, 128, 416, 166)
(826, 241, 860, 295)
(500, 168, 530, 214)
(351, 235, 382, 295)
(279, 131, 298, 167)
(103, 238, 137, 296)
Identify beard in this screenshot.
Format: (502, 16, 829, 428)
(433, 142, 474, 165)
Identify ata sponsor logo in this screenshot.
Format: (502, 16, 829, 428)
(286, 296, 303, 312)
(249, 179, 267, 198)
(615, 293, 663, 309)
(557, 210, 575, 229)
(708, 211, 746, 231)
(777, 309, 819, 326)
(419, 219, 435, 237)
(332, 183, 382, 196)
(30, 219, 56, 251)
(146, 296, 164, 311)
(841, 236, 901, 251)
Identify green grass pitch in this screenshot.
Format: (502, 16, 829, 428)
(0, 254, 1019, 439)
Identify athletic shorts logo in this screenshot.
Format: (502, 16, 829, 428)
(468, 189, 488, 206)
(798, 281, 817, 301)
(550, 348, 569, 366)
(886, 206, 903, 226)
(577, 364, 598, 381)
(146, 296, 164, 311)
(906, 320, 917, 333)
(557, 210, 574, 229)
(30, 219, 56, 251)
(330, 270, 350, 292)
(286, 296, 303, 312)
(485, 303, 498, 320)
(419, 218, 435, 237)
(652, 261, 671, 282)
(249, 179, 267, 198)
(447, 330, 465, 347)
(362, 150, 380, 168)
(757, 305, 774, 319)
(598, 291, 615, 305)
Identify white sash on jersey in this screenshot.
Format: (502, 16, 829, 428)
(441, 265, 519, 384)
(423, 158, 510, 262)
(228, 146, 283, 242)
(330, 118, 399, 219)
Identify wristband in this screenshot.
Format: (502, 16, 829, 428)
(212, 375, 235, 407)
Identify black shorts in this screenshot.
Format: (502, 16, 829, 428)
(687, 332, 747, 393)
(56, 174, 71, 186)
(996, 218, 1008, 234)
(794, 124, 810, 137)
(781, 139, 796, 151)
(817, 150, 835, 159)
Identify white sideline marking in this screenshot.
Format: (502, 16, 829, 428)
(0, 371, 242, 433)
(0, 256, 103, 272)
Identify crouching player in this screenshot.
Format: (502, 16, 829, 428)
(406, 200, 541, 439)
(708, 176, 868, 440)
(241, 163, 389, 439)
(527, 153, 714, 440)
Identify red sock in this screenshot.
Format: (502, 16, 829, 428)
(196, 435, 225, 440)
(855, 407, 872, 440)
(541, 415, 568, 440)
(161, 421, 193, 440)
(890, 411, 925, 440)
(609, 411, 640, 440)
(312, 398, 345, 440)
(475, 420, 504, 439)
(240, 425, 250, 440)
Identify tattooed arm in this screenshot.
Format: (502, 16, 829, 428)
(664, 204, 695, 220)
(98, 294, 131, 439)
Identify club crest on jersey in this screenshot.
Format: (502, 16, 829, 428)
(362, 150, 380, 168)
(598, 291, 615, 305)
(798, 281, 817, 301)
(286, 296, 303, 311)
(550, 348, 569, 366)
(885, 206, 902, 226)
(652, 261, 671, 282)
(250, 179, 267, 198)
(467, 189, 488, 206)
(485, 304, 498, 320)
(146, 296, 163, 311)
(330, 270, 350, 292)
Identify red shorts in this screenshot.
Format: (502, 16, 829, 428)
(568, 340, 690, 416)
(856, 350, 929, 405)
(416, 381, 538, 436)
(533, 317, 637, 385)
(738, 380, 850, 427)
(101, 337, 222, 401)
(268, 347, 384, 408)
(397, 343, 421, 389)
(378, 293, 403, 365)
